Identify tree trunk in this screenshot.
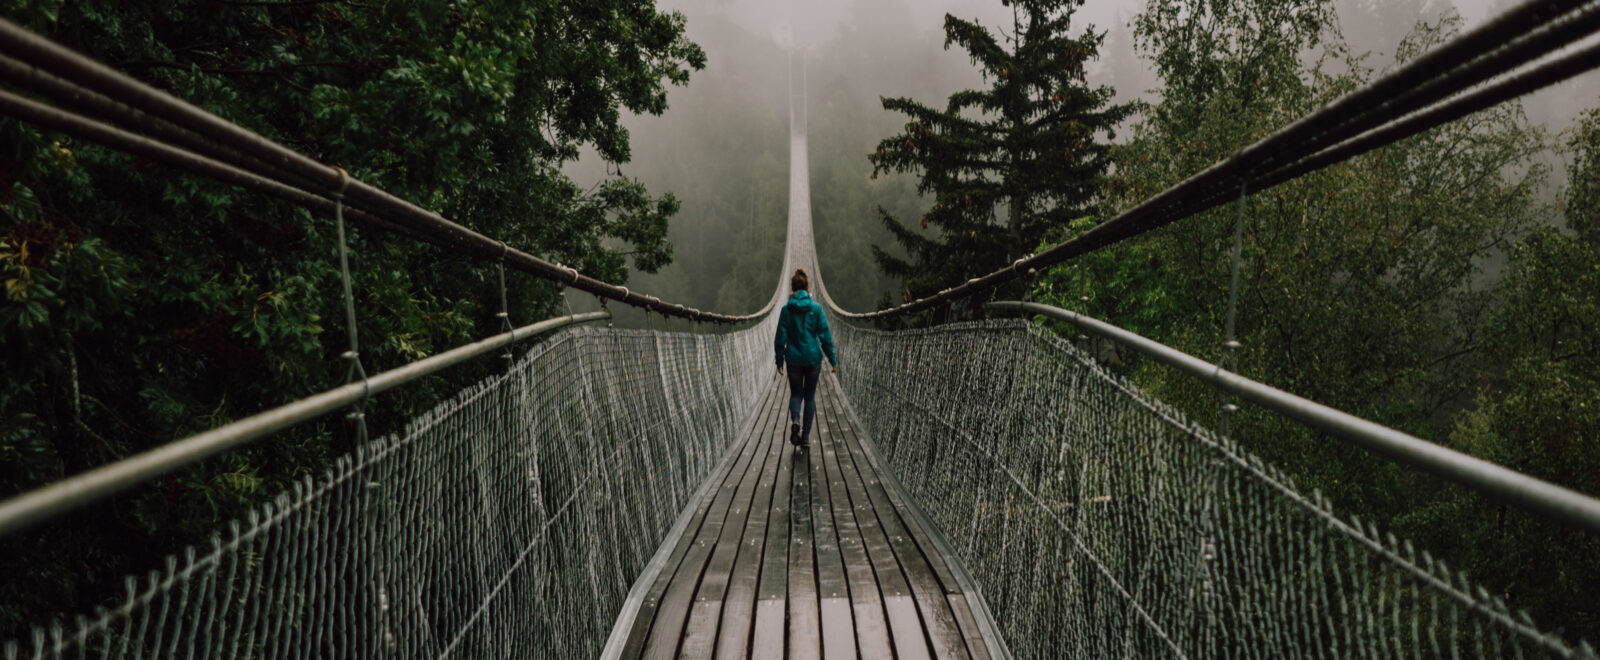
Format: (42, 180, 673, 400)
(1009, 176, 1025, 259)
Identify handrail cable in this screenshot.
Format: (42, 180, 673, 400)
(1236, 36, 1600, 201)
(0, 18, 770, 325)
(830, 0, 1600, 321)
(0, 311, 612, 538)
(0, 54, 327, 198)
(0, 87, 442, 245)
(1234, 0, 1600, 177)
(988, 301, 1600, 535)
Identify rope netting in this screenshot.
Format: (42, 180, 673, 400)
(4, 320, 776, 659)
(829, 318, 1595, 659)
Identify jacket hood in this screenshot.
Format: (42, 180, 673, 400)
(786, 290, 814, 313)
(775, 288, 836, 368)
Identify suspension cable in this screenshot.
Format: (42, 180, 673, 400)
(830, 0, 1600, 321)
(0, 18, 768, 325)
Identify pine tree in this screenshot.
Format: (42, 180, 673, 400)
(868, 0, 1131, 316)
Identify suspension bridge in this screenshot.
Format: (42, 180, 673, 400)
(3, 2, 1600, 657)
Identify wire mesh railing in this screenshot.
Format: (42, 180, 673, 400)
(3, 318, 776, 659)
(828, 317, 1595, 658)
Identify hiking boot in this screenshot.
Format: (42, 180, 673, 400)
(789, 422, 801, 446)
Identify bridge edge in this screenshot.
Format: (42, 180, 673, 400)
(823, 373, 1016, 660)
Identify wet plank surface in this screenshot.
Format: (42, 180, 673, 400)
(617, 374, 992, 659)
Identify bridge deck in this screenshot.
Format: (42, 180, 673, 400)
(610, 374, 997, 659)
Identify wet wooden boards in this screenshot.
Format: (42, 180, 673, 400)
(615, 374, 996, 659)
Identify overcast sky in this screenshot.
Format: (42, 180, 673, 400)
(648, 0, 1596, 135)
(580, 0, 1593, 317)
(678, 0, 1499, 48)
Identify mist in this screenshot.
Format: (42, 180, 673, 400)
(567, 0, 1600, 324)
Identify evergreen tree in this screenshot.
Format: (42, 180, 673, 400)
(867, 0, 1131, 316)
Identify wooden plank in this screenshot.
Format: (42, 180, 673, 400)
(617, 381, 780, 660)
(618, 373, 1004, 660)
(787, 438, 822, 660)
(822, 387, 933, 660)
(810, 407, 858, 660)
(713, 382, 789, 659)
(629, 378, 785, 660)
(678, 383, 787, 657)
(948, 595, 993, 660)
(825, 386, 971, 660)
(825, 379, 1007, 660)
(826, 378, 962, 596)
(817, 394, 894, 660)
(750, 392, 799, 658)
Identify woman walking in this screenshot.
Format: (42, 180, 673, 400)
(775, 268, 838, 448)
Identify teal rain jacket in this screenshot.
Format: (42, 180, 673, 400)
(775, 290, 837, 368)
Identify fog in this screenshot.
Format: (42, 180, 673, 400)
(568, 0, 1600, 323)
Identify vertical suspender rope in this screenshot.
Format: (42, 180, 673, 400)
(496, 241, 513, 365)
(332, 167, 371, 444)
(1218, 176, 1248, 438)
(1076, 290, 1091, 344)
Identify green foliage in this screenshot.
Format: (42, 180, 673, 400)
(0, 0, 703, 639)
(1135, 0, 1333, 131)
(1439, 108, 1600, 638)
(869, 0, 1132, 318)
(1039, 0, 1599, 641)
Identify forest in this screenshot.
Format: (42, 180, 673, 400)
(1, 0, 1597, 649)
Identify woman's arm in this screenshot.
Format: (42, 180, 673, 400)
(817, 308, 838, 369)
(774, 307, 789, 370)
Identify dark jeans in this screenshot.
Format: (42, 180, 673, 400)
(786, 364, 821, 439)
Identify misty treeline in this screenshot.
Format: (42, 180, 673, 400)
(568, 0, 959, 316)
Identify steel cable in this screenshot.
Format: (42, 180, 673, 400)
(0, 54, 325, 197)
(0, 87, 441, 244)
(832, 0, 1600, 321)
(0, 18, 765, 324)
(1232, 0, 1600, 177)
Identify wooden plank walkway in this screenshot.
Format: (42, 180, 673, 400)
(608, 374, 1001, 659)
